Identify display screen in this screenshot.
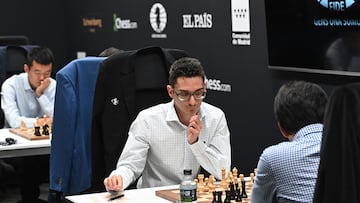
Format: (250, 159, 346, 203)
(265, 0, 360, 76)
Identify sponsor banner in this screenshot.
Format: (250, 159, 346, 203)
(150, 3, 167, 38)
(231, 0, 251, 45)
(82, 17, 103, 33)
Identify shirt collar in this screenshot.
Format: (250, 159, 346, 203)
(165, 99, 205, 123)
(21, 73, 33, 91)
(294, 123, 323, 141)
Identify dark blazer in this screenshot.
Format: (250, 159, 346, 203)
(50, 57, 105, 195)
(90, 46, 188, 191)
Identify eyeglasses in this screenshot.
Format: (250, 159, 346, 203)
(173, 89, 206, 101)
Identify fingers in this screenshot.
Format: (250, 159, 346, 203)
(41, 78, 51, 89)
(104, 175, 123, 192)
(189, 115, 202, 131)
(187, 115, 202, 144)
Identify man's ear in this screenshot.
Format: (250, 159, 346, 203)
(24, 64, 30, 73)
(167, 85, 174, 99)
(277, 122, 290, 139)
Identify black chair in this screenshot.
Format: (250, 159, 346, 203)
(0, 35, 29, 46)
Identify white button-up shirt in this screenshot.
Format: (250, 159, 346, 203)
(1, 73, 56, 128)
(111, 100, 231, 189)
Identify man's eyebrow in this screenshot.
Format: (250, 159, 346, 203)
(177, 88, 205, 92)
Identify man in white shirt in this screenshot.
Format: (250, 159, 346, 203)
(104, 57, 231, 191)
(1, 46, 56, 203)
(1, 46, 56, 128)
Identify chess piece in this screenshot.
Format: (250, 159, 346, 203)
(224, 190, 231, 203)
(34, 126, 41, 136)
(217, 191, 223, 203)
(239, 173, 244, 188)
(241, 179, 248, 198)
(197, 174, 204, 192)
(250, 172, 255, 181)
(235, 188, 242, 202)
(208, 175, 216, 193)
(42, 124, 50, 135)
(204, 177, 209, 192)
(226, 171, 233, 187)
(20, 120, 27, 131)
(220, 167, 227, 189)
(232, 167, 238, 183)
(212, 191, 217, 203)
(229, 181, 236, 200)
(35, 117, 40, 126)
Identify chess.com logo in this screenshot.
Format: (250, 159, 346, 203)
(317, 0, 357, 11)
(150, 3, 167, 34)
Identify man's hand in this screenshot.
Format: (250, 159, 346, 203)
(104, 174, 123, 192)
(187, 114, 202, 144)
(35, 78, 51, 97)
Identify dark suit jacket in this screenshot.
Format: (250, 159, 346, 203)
(90, 46, 188, 191)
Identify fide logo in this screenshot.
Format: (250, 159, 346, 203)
(316, 0, 356, 11)
(149, 3, 167, 33)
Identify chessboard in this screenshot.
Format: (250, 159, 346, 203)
(9, 115, 52, 140)
(156, 167, 255, 203)
(10, 128, 50, 140)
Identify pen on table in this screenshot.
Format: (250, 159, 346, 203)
(108, 193, 124, 201)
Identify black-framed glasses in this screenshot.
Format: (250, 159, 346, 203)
(173, 89, 206, 101)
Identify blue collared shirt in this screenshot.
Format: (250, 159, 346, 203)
(251, 124, 323, 203)
(1, 72, 56, 128)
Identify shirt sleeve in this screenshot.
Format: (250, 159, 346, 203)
(110, 115, 150, 189)
(190, 111, 231, 180)
(251, 151, 277, 203)
(1, 79, 35, 128)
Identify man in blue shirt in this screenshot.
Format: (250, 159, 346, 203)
(1, 46, 56, 203)
(1, 46, 56, 128)
(251, 81, 328, 203)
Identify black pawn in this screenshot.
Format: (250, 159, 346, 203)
(34, 126, 41, 136)
(224, 190, 231, 203)
(217, 191, 223, 203)
(229, 181, 236, 200)
(236, 188, 242, 202)
(212, 191, 217, 203)
(241, 180, 248, 198)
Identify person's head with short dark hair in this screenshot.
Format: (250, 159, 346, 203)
(166, 57, 207, 124)
(24, 46, 54, 90)
(27, 46, 54, 68)
(168, 57, 206, 87)
(274, 80, 328, 138)
(98, 47, 123, 57)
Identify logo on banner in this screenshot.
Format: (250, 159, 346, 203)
(205, 78, 232, 92)
(113, 13, 138, 31)
(313, 0, 359, 26)
(82, 17, 103, 33)
(231, 0, 251, 45)
(150, 3, 167, 38)
(316, 0, 356, 11)
(182, 12, 213, 28)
